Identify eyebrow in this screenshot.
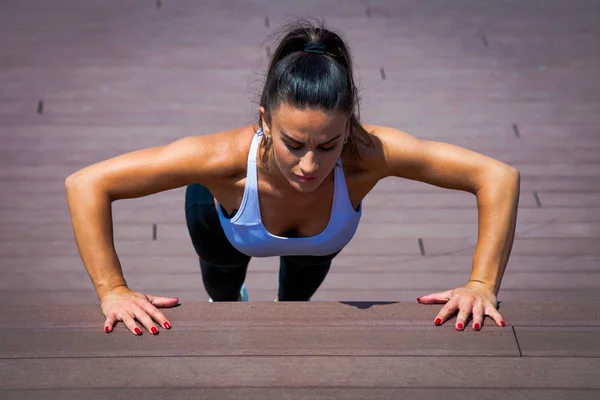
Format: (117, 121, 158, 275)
(280, 129, 342, 145)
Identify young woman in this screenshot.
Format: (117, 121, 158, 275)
(66, 20, 520, 336)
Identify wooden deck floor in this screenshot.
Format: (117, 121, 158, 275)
(1, 0, 599, 397)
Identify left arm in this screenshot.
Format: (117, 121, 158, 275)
(366, 124, 520, 330)
(469, 168, 520, 296)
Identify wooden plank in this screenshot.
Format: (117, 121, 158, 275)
(515, 327, 600, 357)
(423, 238, 600, 256)
(7, 220, 600, 241)
(0, 326, 518, 358)
(2, 189, 542, 209)
(1, 205, 599, 225)
(1, 357, 599, 389)
(4, 172, 600, 194)
(1, 303, 599, 330)
(0, 238, 422, 257)
(3, 269, 599, 293)
(3, 287, 600, 306)
(374, 176, 600, 192)
(537, 192, 600, 207)
(1, 388, 598, 400)
(2, 255, 600, 275)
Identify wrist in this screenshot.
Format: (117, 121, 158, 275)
(466, 279, 497, 293)
(97, 283, 129, 300)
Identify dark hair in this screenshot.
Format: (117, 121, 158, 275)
(258, 18, 374, 165)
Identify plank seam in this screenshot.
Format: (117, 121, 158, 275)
(512, 326, 523, 357)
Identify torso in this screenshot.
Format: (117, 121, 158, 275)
(206, 124, 382, 238)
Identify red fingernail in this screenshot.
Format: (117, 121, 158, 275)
(500, 320, 506, 327)
(151, 327, 158, 335)
(104, 326, 110, 333)
(474, 323, 481, 331)
(417, 297, 421, 302)
(434, 318, 442, 326)
(134, 328, 142, 335)
(457, 323, 464, 330)
(163, 322, 171, 329)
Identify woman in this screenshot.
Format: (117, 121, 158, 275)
(65, 19, 520, 336)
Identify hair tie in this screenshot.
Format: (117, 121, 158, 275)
(304, 42, 326, 54)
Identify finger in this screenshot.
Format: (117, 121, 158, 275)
(471, 302, 484, 331)
(121, 313, 143, 336)
(455, 296, 476, 330)
(104, 314, 117, 333)
(418, 290, 452, 304)
(485, 305, 506, 327)
(131, 306, 159, 335)
(434, 297, 460, 325)
(138, 300, 171, 330)
(455, 305, 473, 331)
(147, 295, 179, 308)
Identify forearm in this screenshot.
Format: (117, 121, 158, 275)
(469, 167, 520, 295)
(65, 178, 128, 300)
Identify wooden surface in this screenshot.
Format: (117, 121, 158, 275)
(0, 0, 599, 397)
(1, 302, 600, 398)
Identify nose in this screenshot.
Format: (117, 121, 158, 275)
(299, 151, 319, 175)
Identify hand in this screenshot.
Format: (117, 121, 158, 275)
(100, 286, 179, 335)
(417, 281, 505, 331)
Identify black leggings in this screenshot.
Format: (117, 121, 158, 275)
(184, 184, 339, 301)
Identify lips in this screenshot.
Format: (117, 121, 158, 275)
(295, 174, 317, 182)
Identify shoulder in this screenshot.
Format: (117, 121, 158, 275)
(187, 124, 257, 182)
(343, 123, 424, 179)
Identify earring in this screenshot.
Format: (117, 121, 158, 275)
(344, 137, 348, 144)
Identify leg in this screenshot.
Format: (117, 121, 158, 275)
(185, 184, 250, 301)
(278, 251, 340, 301)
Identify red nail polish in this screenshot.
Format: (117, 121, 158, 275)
(163, 322, 171, 329)
(151, 327, 158, 335)
(474, 323, 480, 331)
(500, 320, 506, 327)
(134, 328, 142, 335)
(417, 297, 421, 302)
(457, 323, 464, 330)
(104, 326, 110, 333)
(434, 318, 442, 326)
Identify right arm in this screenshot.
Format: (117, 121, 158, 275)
(65, 129, 244, 334)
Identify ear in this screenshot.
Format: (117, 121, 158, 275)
(259, 106, 270, 135)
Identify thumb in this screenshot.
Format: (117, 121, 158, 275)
(417, 290, 452, 304)
(146, 295, 180, 308)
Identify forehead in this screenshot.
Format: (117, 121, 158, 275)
(271, 103, 346, 140)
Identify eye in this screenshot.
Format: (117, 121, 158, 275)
(284, 143, 337, 152)
(320, 145, 337, 152)
(284, 143, 302, 151)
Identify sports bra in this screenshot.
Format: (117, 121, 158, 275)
(216, 128, 361, 257)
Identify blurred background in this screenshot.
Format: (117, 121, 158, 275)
(1, 0, 599, 306)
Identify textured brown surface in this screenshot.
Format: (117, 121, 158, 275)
(3, 357, 600, 390)
(1, 0, 600, 396)
(4, 390, 600, 400)
(1, 389, 599, 400)
(1, 302, 600, 392)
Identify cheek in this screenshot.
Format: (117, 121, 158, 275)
(272, 146, 297, 171)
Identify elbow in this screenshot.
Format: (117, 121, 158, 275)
(477, 165, 520, 196)
(500, 166, 520, 197)
(506, 166, 520, 186)
(65, 173, 84, 189)
(65, 172, 95, 192)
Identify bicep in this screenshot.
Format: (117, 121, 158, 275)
(377, 126, 514, 193)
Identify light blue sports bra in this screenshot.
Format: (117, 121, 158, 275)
(216, 128, 362, 257)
